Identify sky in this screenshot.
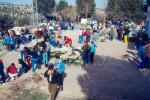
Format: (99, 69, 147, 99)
(0, 0, 108, 9)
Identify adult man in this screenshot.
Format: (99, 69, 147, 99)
(44, 64, 60, 100)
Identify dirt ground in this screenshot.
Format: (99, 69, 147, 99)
(0, 29, 150, 100)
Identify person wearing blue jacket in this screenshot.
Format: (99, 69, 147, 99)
(54, 54, 65, 91)
(50, 37, 56, 47)
(5, 35, 11, 50)
(90, 41, 96, 64)
(10, 36, 17, 51)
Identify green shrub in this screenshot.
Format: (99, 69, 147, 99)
(16, 89, 49, 100)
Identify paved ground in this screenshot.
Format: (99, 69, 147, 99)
(0, 29, 150, 100)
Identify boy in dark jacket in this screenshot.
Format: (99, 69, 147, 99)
(18, 59, 30, 76)
(44, 64, 60, 100)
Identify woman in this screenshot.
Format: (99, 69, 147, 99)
(54, 54, 65, 91)
(90, 41, 96, 64)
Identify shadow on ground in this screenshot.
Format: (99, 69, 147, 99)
(78, 55, 150, 100)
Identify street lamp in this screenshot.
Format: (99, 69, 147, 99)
(32, 0, 35, 27)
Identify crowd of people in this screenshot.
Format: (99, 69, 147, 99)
(135, 32, 150, 71)
(0, 21, 73, 91)
(0, 19, 79, 100)
(0, 18, 148, 100)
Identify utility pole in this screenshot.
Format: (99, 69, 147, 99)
(35, 0, 39, 25)
(32, 0, 39, 27)
(32, 0, 35, 27)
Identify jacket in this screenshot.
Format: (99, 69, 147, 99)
(44, 70, 60, 85)
(90, 44, 96, 53)
(5, 35, 11, 45)
(82, 31, 88, 36)
(54, 60, 65, 74)
(145, 44, 150, 57)
(82, 44, 90, 53)
(8, 65, 17, 74)
(0, 63, 4, 72)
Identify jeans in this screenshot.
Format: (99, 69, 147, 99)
(38, 52, 42, 64)
(0, 71, 6, 83)
(83, 36, 86, 43)
(47, 48, 51, 60)
(139, 56, 146, 69)
(13, 44, 17, 51)
(90, 52, 95, 63)
(31, 58, 39, 72)
(145, 56, 150, 68)
(59, 73, 64, 90)
(82, 52, 89, 65)
(18, 67, 25, 76)
(20, 50, 24, 60)
(109, 34, 113, 40)
(59, 73, 64, 86)
(43, 52, 48, 65)
(78, 35, 83, 44)
(20, 51, 28, 61)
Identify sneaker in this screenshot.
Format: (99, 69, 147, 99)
(60, 85, 63, 91)
(139, 69, 144, 71)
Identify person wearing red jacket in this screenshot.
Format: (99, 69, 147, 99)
(7, 63, 18, 80)
(82, 28, 88, 43)
(64, 36, 72, 46)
